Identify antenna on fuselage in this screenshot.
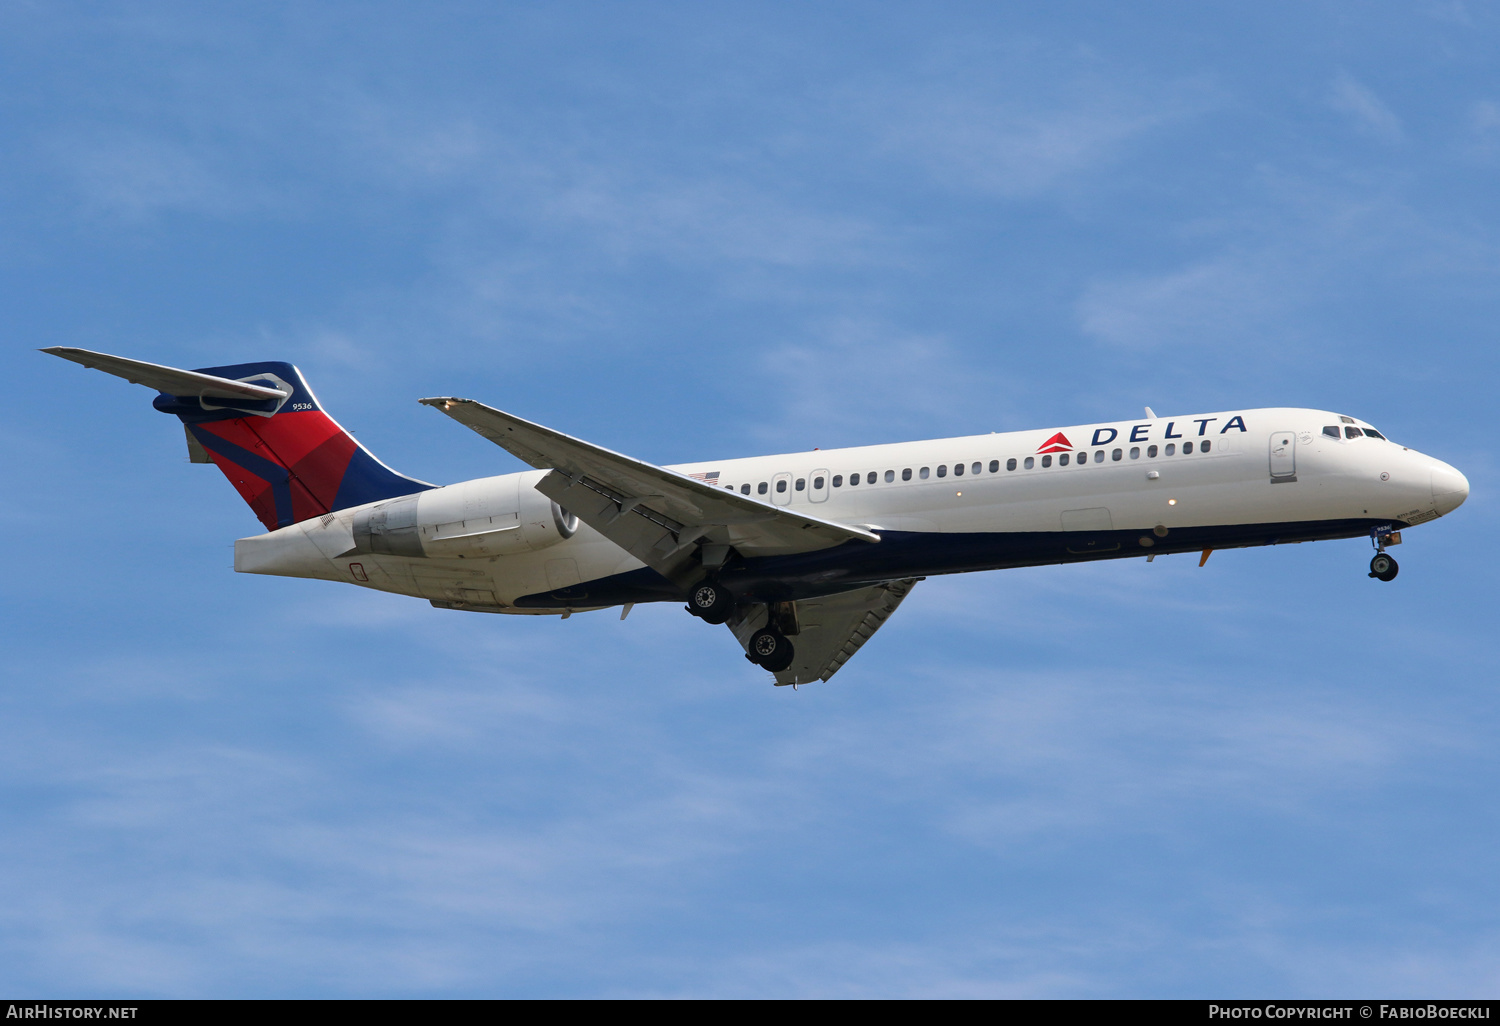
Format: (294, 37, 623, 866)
(1144, 406, 1157, 418)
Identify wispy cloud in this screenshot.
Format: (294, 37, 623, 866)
(50, 130, 281, 223)
(1077, 256, 1280, 351)
(752, 317, 1015, 445)
(1329, 71, 1404, 143)
(873, 91, 1175, 199)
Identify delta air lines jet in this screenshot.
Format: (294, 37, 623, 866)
(44, 348, 1470, 687)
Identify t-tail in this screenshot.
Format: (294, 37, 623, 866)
(42, 347, 433, 531)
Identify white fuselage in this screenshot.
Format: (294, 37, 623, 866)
(234, 407, 1469, 613)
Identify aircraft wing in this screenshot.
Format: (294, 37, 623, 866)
(40, 347, 290, 401)
(419, 397, 879, 581)
(729, 578, 920, 687)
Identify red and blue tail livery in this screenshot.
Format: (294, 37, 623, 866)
(44, 348, 431, 530)
(154, 360, 432, 530)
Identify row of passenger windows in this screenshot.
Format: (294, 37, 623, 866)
(722, 439, 1214, 496)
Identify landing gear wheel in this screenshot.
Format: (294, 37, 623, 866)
(1369, 553, 1399, 582)
(686, 581, 734, 624)
(748, 628, 795, 673)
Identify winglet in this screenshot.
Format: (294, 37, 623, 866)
(1144, 406, 1157, 419)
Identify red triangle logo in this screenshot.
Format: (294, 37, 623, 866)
(1036, 432, 1073, 453)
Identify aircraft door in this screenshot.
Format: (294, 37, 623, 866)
(1269, 431, 1297, 480)
(808, 468, 830, 503)
(771, 472, 793, 506)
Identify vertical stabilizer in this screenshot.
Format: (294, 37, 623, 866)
(43, 348, 433, 530)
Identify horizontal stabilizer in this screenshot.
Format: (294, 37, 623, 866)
(47, 347, 433, 531)
(40, 347, 290, 401)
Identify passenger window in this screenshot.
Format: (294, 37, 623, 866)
(989, 460, 999, 473)
(1147, 445, 1158, 458)
(972, 462, 981, 475)
(1201, 440, 1211, 452)
(1184, 441, 1194, 454)
(813, 476, 825, 489)
(795, 478, 805, 491)
(867, 472, 876, 484)
(1364, 429, 1386, 440)
(833, 475, 843, 487)
(1095, 450, 1104, 462)
(884, 470, 894, 482)
(757, 482, 768, 494)
(1077, 452, 1087, 465)
(920, 467, 930, 479)
(741, 484, 750, 494)
(1345, 427, 1363, 439)
(1006, 458, 1017, 471)
(849, 474, 859, 486)
(1042, 455, 1052, 468)
(1024, 457, 1034, 469)
(1164, 443, 1175, 456)
(1112, 449, 1122, 461)
(937, 465, 947, 478)
(1323, 426, 1341, 439)
(902, 468, 912, 481)
(1130, 447, 1140, 459)
(1059, 453, 1070, 466)
(776, 480, 787, 493)
(954, 463, 965, 476)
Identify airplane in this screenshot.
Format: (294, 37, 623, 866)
(43, 347, 1470, 687)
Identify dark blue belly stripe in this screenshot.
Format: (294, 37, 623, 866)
(515, 518, 1401, 609)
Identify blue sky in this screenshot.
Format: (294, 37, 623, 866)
(2, 1, 1496, 997)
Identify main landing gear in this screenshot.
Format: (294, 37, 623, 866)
(685, 579, 797, 673)
(747, 628, 795, 673)
(685, 580, 735, 624)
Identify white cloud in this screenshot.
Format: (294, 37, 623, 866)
(846, 42, 1213, 200)
(1074, 168, 1500, 360)
(1077, 257, 1278, 351)
(51, 130, 279, 222)
(876, 95, 1171, 198)
(1330, 71, 1404, 143)
(1467, 100, 1500, 158)
(751, 317, 1020, 445)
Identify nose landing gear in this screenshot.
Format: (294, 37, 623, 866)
(1368, 526, 1400, 582)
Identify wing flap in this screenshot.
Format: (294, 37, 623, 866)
(534, 468, 702, 577)
(730, 578, 921, 686)
(419, 396, 879, 576)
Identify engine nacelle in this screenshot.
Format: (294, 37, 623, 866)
(350, 471, 577, 559)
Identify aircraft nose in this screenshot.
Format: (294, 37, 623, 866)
(1431, 462, 1470, 517)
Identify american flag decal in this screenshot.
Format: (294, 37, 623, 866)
(688, 471, 720, 484)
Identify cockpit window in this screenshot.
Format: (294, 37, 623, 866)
(1363, 428, 1387, 440)
(1323, 426, 1340, 439)
(1345, 427, 1363, 439)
